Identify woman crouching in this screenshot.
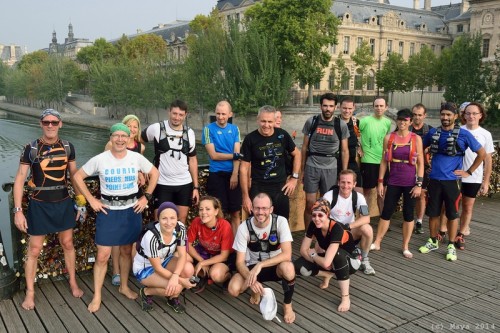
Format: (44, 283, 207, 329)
(132, 202, 195, 313)
(294, 198, 359, 312)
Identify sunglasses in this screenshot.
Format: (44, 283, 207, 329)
(311, 212, 326, 218)
(41, 120, 60, 126)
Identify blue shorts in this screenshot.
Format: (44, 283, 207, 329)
(27, 197, 76, 236)
(135, 256, 173, 282)
(95, 207, 142, 246)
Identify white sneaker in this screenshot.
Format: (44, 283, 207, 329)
(361, 258, 376, 275)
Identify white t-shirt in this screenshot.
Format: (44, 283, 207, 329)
(461, 126, 495, 184)
(143, 121, 196, 186)
(82, 150, 153, 210)
(132, 221, 186, 275)
(322, 190, 368, 225)
(233, 215, 293, 266)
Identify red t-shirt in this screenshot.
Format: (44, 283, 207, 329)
(187, 217, 234, 255)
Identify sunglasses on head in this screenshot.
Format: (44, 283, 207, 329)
(41, 120, 60, 126)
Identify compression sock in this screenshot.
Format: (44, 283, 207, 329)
(282, 278, 295, 304)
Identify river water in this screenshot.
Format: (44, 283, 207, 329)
(0, 110, 208, 267)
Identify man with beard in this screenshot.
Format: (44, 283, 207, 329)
(418, 102, 485, 261)
(301, 93, 349, 225)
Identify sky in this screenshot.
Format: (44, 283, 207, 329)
(1, 0, 460, 53)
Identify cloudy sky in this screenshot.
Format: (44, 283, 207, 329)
(1, 0, 460, 53)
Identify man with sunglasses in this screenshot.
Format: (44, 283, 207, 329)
(12, 109, 84, 310)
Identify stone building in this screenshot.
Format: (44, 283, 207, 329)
(0, 44, 25, 67)
(216, 0, 495, 98)
(48, 23, 93, 60)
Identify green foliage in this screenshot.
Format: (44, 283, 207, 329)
(123, 34, 167, 60)
(407, 45, 437, 101)
(376, 53, 409, 94)
(484, 46, 500, 125)
(436, 34, 485, 103)
(76, 38, 118, 65)
(351, 41, 375, 94)
(0, 62, 8, 95)
(330, 53, 350, 97)
(16, 51, 49, 72)
(246, 0, 340, 105)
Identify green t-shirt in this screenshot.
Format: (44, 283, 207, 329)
(359, 115, 391, 164)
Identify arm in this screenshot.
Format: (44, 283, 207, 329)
(13, 164, 30, 233)
(300, 135, 309, 181)
(104, 141, 112, 151)
(133, 165, 159, 213)
(454, 147, 486, 179)
(282, 147, 301, 196)
(188, 156, 199, 205)
(205, 143, 234, 161)
(73, 168, 108, 214)
(410, 136, 424, 198)
(313, 242, 340, 270)
(377, 135, 389, 198)
(349, 213, 370, 230)
(239, 160, 252, 214)
(299, 236, 314, 262)
(480, 153, 493, 195)
(230, 142, 241, 190)
(341, 138, 349, 170)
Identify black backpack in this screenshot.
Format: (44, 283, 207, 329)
(328, 185, 357, 215)
(306, 115, 342, 158)
(136, 221, 181, 259)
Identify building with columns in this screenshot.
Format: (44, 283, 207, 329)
(216, 0, 496, 98)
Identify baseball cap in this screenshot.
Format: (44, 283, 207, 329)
(459, 102, 471, 112)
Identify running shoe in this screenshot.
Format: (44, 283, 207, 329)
(446, 243, 457, 261)
(419, 238, 439, 254)
(414, 222, 423, 234)
(167, 297, 185, 313)
(111, 274, 120, 286)
(192, 277, 208, 294)
(455, 234, 465, 250)
(361, 258, 376, 275)
(139, 287, 153, 312)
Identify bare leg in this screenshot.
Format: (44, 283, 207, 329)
(304, 192, 317, 228)
(447, 218, 459, 244)
(416, 190, 426, 221)
(439, 204, 448, 234)
(402, 221, 414, 258)
(372, 218, 390, 250)
(459, 196, 475, 235)
(317, 270, 334, 289)
(230, 211, 241, 237)
(22, 235, 44, 310)
(88, 245, 111, 313)
(177, 205, 189, 224)
(58, 229, 83, 297)
(337, 279, 351, 312)
(118, 244, 138, 300)
(111, 246, 120, 276)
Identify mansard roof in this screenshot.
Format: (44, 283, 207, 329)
(109, 20, 191, 45)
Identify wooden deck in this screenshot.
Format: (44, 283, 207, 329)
(1, 196, 500, 333)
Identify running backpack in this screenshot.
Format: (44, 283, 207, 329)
(246, 214, 280, 253)
(328, 185, 357, 215)
(136, 221, 182, 259)
(384, 132, 418, 165)
(28, 139, 71, 164)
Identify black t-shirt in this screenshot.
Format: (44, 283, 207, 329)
(410, 124, 433, 138)
(20, 139, 75, 201)
(240, 128, 296, 184)
(305, 220, 355, 253)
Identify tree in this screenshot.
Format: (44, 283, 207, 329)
(436, 34, 485, 103)
(0, 62, 8, 96)
(16, 51, 49, 72)
(76, 38, 118, 65)
(376, 53, 409, 104)
(123, 34, 167, 60)
(351, 41, 375, 100)
(484, 45, 500, 125)
(330, 53, 349, 98)
(407, 45, 437, 102)
(246, 0, 340, 106)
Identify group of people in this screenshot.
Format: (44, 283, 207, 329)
(12, 94, 493, 321)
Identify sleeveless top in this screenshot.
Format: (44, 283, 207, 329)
(388, 143, 416, 187)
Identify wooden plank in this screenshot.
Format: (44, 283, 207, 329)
(51, 275, 107, 332)
(0, 300, 27, 333)
(11, 291, 47, 332)
(18, 285, 67, 332)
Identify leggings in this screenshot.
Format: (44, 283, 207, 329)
(294, 248, 358, 281)
(380, 184, 415, 222)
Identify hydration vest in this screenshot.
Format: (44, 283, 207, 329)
(28, 139, 71, 191)
(153, 121, 191, 167)
(429, 125, 464, 156)
(328, 185, 358, 215)
(327, 220, 350, 246)
(246, 214, 280, 254)
(136, 221, 182, 259)
(385, 132, 418, 165)
(306, 115, 342, 158)
(409, 123, 429, 136)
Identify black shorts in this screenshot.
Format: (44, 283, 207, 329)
(426, 179, 462, 220)
(361, 163, 386, 189)
(347, 161, 362, 188)
(250, 182, 289, 219)
(207, 172, 242, 213)
(461, 182, 481, 198)
(247, 264, 281, 282)
(153, 183, 192, 208)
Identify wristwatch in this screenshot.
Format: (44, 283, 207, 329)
(12, 207, 22, 214)
(144, 193, 153, 201)
(292, 173, 299, 179)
